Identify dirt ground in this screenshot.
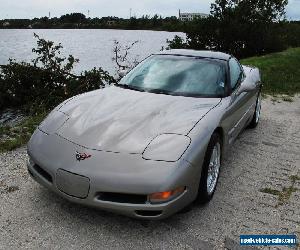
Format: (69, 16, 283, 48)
(0, 97, 299, 250)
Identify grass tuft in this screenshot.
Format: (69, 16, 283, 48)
(282, 96, 294, 102)
(260, 174, 299, 207)
(0, 113, 46, 152)
(278, 186, 298, 206)
(260, 188, 281, 196)
(290, 175, 300, 182)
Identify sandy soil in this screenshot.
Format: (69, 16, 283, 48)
(0, 97, 299, 250)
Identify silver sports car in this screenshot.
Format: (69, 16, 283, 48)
(27, 50, 262, 219)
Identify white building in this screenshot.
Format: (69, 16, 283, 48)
(179, 10, 209, 21)
(3, 21, 10, 27)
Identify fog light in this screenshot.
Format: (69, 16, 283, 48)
(149, 187, 185, 204)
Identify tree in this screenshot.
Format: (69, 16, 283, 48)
(60, 13, 86, 23)
(211, 0, 288, 57)
(168, 0, 289, 58)
(152, 14, 163, 27)
(211, 0, 288, 22)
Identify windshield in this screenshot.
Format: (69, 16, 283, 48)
(119, 55, 226, 97)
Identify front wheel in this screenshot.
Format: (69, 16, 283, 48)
(248, 91, 262, 129)
(197, 133, 222, 204)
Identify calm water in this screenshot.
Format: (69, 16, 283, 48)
(0, 29, 183, 75)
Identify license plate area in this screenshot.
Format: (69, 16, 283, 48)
(56, 169, 90, 199)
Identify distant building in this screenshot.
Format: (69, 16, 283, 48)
(179, 10, 209, 21)
(107, 20, 117, 26)
(3, 21, 10, 27)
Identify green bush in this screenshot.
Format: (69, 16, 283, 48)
(0, 34, 116, 114)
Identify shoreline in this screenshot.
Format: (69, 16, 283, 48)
(0, 27, 183, 32)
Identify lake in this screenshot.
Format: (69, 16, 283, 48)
(0, 29, 184, 75)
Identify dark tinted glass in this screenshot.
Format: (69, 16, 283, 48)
(229, 58, 242, 89)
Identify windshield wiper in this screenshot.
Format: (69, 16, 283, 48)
(148, 88, 173, 95)
(116, 84, 177, 96)
(115, 84, 145, 92)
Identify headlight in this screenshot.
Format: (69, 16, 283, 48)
(39, 111, 69, 135)
(142, 134, 191, 162)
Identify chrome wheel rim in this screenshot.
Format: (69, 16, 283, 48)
(207, 143, 221, 195)
(255, 93, 262, 123)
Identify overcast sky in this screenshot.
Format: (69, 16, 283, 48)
(0, 0, 299, 20)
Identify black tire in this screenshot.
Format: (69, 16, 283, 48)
(248, 91, 262, 129)
(196, 133, 222, 204)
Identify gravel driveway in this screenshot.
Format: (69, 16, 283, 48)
(0, 97, 299, 250)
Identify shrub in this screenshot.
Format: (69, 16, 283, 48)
(0, 34, 116, 114)
(166, 35, 187, 49)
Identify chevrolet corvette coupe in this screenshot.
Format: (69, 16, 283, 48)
(27, 50, 262, 219)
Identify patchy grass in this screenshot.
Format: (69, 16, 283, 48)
(277, 186, 298, 206)
(290, 175, 300, 182)
(282, 96, 294, 102)
(260, 188, 281, 196)
(0, 113, 46, 152)
(260, 175, 299, 207)
(271, 95, 294, 103)
(241, 48, 300, 96)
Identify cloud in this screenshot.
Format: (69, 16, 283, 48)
(0, 0, 298, 20)
(286, 0, 300, 20)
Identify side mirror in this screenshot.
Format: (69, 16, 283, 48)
(118, 69, 127, 78)
(237, 80, 256, 95)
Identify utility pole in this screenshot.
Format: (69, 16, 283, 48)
(130, 8, 132, 19)
(49, 11, 51, 19)
(88, 10, 90, 18)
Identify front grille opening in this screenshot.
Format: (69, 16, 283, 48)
(135, 210, 163, 217)
(97, 192, 147, 204)
(33, 164, 53, 183)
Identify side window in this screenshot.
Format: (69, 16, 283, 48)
(229, 58, 242, 90)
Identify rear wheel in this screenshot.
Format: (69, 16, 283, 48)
(197, 133, 222, 204)
(248, 92, 262, 129)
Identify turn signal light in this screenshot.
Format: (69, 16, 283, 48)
(149, 187, 185, 204)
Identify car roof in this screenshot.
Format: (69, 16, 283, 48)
(154, 49, 231, 61)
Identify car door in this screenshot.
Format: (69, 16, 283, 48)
(224, 57, 254, 144)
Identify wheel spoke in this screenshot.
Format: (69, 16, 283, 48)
(256, 93, 262, 123)
(207, 143, 221, 195)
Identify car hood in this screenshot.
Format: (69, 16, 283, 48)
(56, 86, 220, 154)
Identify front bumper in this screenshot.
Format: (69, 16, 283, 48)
(27, 129, 200, 219)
